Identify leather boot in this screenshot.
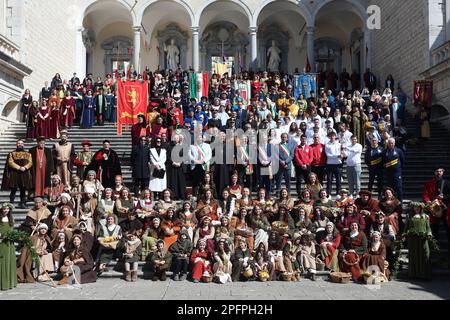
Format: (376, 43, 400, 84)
(125, 271, 131, 282)
(131, 270, 138, 282)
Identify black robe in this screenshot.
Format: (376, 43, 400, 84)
(212, 142, 231, 196)
(29, 146, 55, 190)
(130, 144, 150, 179)
(86, 148, 122, 188)
(167, 143, 187, 200)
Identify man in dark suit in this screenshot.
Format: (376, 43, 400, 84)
(275, 133, 295, 196)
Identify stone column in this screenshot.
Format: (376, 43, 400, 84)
(191, 26, 200, 72)
(364, 29, 371, 70)
(76, 27, 87, 78)
(249, 26, 258, 71)
(133, 26, 141, 72)
(307, 26, 316, 72)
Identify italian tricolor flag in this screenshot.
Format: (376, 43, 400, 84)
(190, 72, 209, 101)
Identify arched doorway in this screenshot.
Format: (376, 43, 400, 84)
(140, 1, 194, 70)
(82, 0, 134, 76)
(1, 100, 19, 119)
(313, 0, 366, 90)
(198, 0, 251, 73)
(255, 0, 309, 73)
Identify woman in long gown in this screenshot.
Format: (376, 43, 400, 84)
(81, 90, 95, 129)
(37, 102, 51, 138)
(48, 100, 60, 139)
(26, 101, 39, 140)
(319, 222, 341, 272)
(0, 203, 17, 290)
(360, 231, 389, 279)
(405, 202, 433, 280)
(338, 222, 368, 281)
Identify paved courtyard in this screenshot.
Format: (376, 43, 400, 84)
(1, 275, 449, 300)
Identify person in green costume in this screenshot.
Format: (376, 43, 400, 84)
(0, 203, 17, 290)
(405, 202, 433, 280)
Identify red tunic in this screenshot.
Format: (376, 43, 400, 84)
(190, 249, 212, 281)
(60, 97, 76, 128)
(35, 148, 46, 197)
(49, 107, 60, 139)
(423, 178, 450, 226)
(320, 234, 341, 268)
(37, 107, 51, 138)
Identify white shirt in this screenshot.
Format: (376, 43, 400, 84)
(345, 143, 362, 167)
(338, 130, 353, 148)
(325, 141, 342, 165)
(218, 112, 230, 127)
(306, 127, 326, 145)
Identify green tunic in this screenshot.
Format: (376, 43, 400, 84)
(406, 215, 432, 280)
(0, 221, 17, 290)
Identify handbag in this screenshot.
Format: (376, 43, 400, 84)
(152, 168, 166, 179)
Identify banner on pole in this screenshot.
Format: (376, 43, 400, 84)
(413, 80, 433, 108)
(294, 73, 318, 100)
(117, 79, 149, 135)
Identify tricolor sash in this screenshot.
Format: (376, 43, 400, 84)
(240, 146, 253, 175)
(280, 144, 290, 158)
(196, 144, 209, 171)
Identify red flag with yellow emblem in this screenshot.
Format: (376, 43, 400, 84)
(117, 79, 149, 135)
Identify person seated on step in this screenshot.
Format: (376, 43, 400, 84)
(189, 239, 213, 283)
(149, 239, 172, 281)
(169, 229, 193, 281)
(17, 223, 54, 283)
(96, 213, 122, 273)
(117, 232, 142, 282)
(58, 233, 97, 285)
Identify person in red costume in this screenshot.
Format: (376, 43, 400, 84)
(423, 165, 450, 257)
(85, 140, 122, 188)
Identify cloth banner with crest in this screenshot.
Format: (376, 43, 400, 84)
(116, 79, 149, 135)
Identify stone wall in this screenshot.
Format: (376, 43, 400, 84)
(370, 0, 430, 104)
(21, 0, 77, 98)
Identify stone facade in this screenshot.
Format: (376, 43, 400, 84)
(370, 0, 430, 99)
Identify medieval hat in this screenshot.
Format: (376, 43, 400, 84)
(200, 215, 212, 225)
(359, 190, 372, 197)
(37, 223, 48, 231)
(375, 211, 386, 218)
(81, 139, 92, 146)
(72, 233, 83, 242)
(1, 203, 14, 210)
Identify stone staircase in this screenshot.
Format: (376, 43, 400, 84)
(1, 114, 450, 278)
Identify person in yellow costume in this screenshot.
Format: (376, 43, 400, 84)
(288, 97, 299, 118)
(277, 91, 288, 116)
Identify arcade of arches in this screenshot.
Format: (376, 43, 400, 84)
(80, 0, 370, 81)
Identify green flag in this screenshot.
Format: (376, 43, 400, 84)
(190, 72, 197, 100)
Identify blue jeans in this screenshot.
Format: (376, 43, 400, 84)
(326, 164, 342, 196)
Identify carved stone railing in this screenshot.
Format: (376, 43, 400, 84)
(0, 34, 20, 61)
(431, 40, 450, 66)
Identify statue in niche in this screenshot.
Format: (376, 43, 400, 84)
(164, 38, 180, 70)
(267, 40, 281, 71)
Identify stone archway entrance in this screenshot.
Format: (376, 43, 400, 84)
(200, 21, 248, 74)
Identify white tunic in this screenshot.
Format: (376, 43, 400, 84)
(149, 148, 167, 192)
